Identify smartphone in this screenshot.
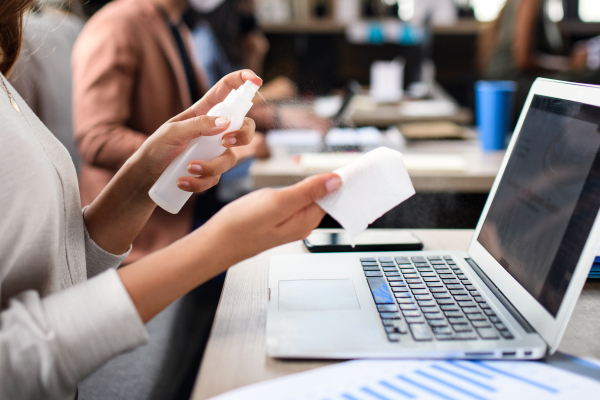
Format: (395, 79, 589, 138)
(303, 229, 423, 253)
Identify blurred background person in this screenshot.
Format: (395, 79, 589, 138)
(185, 0, 331, 133)
(9, 0, 84, 172)
(479, 0, 600, 113)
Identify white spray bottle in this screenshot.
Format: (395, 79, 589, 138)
(149, 80, 260, 214)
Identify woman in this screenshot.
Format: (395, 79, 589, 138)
(0, 1, 342, 399)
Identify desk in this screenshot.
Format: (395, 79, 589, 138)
(190, 229, 600, 399)
(252, 139, 505, 193)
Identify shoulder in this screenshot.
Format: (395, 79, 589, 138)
(79, 0, 155, 42)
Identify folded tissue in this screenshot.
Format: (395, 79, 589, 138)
(316, 147, 415, 245)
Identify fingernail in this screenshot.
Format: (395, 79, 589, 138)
(188, 164, 202, 174)
(177, 180, 190, 189)
(222, 136, 237, 146)
(326, 176, 342, 193)
(215, 117, 229, 127)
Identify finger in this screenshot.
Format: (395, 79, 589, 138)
(162, 115, 231, 146)
(177, 175, 221, 193)
(173, 70, 263, 121)
(187, 149, 237, 176)
(276, 173, 342, 210)
(221, 118, 255, 147)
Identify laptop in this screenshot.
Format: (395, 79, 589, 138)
(266, 78, 600, 360)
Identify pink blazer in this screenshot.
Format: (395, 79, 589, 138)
(73, 0, 208, 264)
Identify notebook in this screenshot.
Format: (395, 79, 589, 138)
(266, 78, 600, 360)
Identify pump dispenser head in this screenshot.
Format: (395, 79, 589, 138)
(224, 80, 260, 116)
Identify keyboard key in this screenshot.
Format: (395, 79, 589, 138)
(382, 319, 394, 326)
(380, 262, 395, 267)
(444, 311, 463, 318)
(440, 305, 460, 311)
(457, 275, 469, 280)
(363, 266, 380, 271)
(453, 295, 471, 301)
(361, 257, 377, 262)
(428, 256, 442, 260)
(385, 272, 401, 277)
(448, 317, 468, 324)
(365, 271, 384, 277)
(436, 298, 455, 305)
(426, 282, 444, 287)
(462, 280, 472, 285)
(477, 328, 500, 340)
(452, 324, 474, 332)
(489, 316, 501, 323)
(438, 273, 454, 279)
(500, 330, 514, 339)
(387, 277, 404, 282)
(433, 292, 451, 299)
(378, 304, 397, 312)
(366, 277, 394, 304)
(409, 323, 433, 341)
(395, 257, 410, 264)
(391, 320, 409, 334)
(392, 287, 409, 292)
(443, 279, 460, 285)
(462, 307, 480, 314)
(432, 326, 452, 334)
(466, 313, 486, 321)
(483, 309, 496, 316)
(397, 298, 414, 304)
(443, 256, 453, 260)
(423, 277, 440, 282)
(412, 257, 427, 263)
(424, 312, 445, 320)
(380, 312, 401, 319)
(430, 287, 447, 293)
(379, 257, 393, 262)
(403, 273, 419, 279)
(430, 260, 445, 265)
(446, 284, 463, 290)
(454, 331, 478, 340)
(494, 323, 508, 331)
(464, 284, 476, 291)
(420, 306, 439, 313)
(450, 289, 467, 295)
(428, 320, 448, 327)
(403, 311, 422, 318)
(458, 300, 476, 308)
(472, 320, 492, 328)
(473, 296, 486, 302)
(361, 263, 378, 267)
(406, 279, 422, 284)
(414, 295, 432, 301)
(400, 304, 418, 310)
(411, 289, 429, 295)
(433, 265, 449, 270)
(409, 284, 427, 290)
(479, 303, 491, 309)
(389, 281, 406, 287)
(418, 300, 436, 307)
(382, 267, 397, 271)
(387, 333, 401, 342)
(395, 292, 411, 298)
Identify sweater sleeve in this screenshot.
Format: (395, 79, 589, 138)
(0, 269, 148, 399)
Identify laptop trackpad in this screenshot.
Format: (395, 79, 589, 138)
(278, 279, 361, 311)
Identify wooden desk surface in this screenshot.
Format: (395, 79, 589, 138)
(252, 140, 505, 192)
(191, 229, 600, 399)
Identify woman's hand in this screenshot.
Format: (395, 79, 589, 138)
(137, 69, 263, 193)
(196, 173, 342, 267)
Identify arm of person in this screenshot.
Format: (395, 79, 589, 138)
(118, 172, 342, 322)
(83, 70, 263, 255)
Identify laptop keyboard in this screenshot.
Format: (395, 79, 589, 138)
(362, 256, 515, 343)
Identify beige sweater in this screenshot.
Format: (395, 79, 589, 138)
(0, 75, 148, 399)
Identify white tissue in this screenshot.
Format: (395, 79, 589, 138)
(316, 147, 415, 246)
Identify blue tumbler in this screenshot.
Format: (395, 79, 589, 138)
(475, 81, 517, 151)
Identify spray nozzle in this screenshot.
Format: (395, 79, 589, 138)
(236, 80, 260, 102)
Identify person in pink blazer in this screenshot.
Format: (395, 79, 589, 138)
(73, 0, 239, 265)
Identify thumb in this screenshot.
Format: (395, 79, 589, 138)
(277, 173, 342, 211)
(164, 115, 231, 145)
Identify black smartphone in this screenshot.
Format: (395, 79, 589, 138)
(303, 229, 424, 253)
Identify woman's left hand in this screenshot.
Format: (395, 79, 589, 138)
(137, 70, 262, 193)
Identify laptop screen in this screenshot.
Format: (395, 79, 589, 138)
(478, 95, 600, 317)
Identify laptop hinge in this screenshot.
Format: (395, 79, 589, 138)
(465, 258, 536, 334)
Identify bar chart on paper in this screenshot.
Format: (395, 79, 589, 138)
(210, 359, 600, 400)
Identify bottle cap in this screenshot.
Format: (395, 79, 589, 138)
(224, 81, 260, 116)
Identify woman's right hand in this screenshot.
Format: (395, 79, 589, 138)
(196, 172, 342, 267)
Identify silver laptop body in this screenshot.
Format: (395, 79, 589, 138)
(266, 79, 600, 360)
